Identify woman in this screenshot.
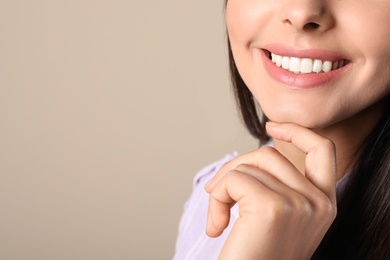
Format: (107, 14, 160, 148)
(175, 0, 390, 258)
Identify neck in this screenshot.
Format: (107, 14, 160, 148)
(273, 100, 387, 181)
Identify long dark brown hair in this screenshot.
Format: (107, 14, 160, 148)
(225, 2, 390, 258)
(311, 96, 390, 259)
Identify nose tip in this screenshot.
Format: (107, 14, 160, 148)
(284, 18, 321, 31)
(281, 4, 334, 33)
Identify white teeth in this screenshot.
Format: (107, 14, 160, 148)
(276, 55, 283, 67)
(312, 59, 323, 73)
(289, 57, 300, 73)
(323, 61, 332, 72)
(300, 58, 313, 74)
(272, 54, 277, 63)
(282, 56, 289, 69)
(270, 52, 347, 74)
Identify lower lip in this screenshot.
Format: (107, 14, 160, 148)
(261, 50, 349, 89)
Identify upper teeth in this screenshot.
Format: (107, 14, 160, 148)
(271, 53, 347, 74)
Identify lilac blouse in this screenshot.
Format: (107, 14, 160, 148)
(173, 152, 239, 260)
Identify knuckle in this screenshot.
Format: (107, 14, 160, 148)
(315, 195, 336, 218)
(320, 138, 336, 152)
(258, 146, 279, 156)
(264, 195, 293, 220)
(220, 160, 235, 172)
(262, 195, 316, 224)
(292, 195, 312, 213)
(285, 195, 314, 219)
(225, 169, 241, 180)
(234, 163, 250, 172)
(225, 169, 250, 186)
(256, 146, 280, 162)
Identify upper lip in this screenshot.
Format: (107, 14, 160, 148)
(262, 44, 350, 62)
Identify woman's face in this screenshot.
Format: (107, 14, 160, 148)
(226, 0, 390, 128)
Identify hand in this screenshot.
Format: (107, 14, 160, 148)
(205, 122, 337, 259)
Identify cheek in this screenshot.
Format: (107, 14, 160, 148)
(226, 3, 251, 51)
(226, 1, 273, 52)
(339, 3, 390, 63)
(226, 13, 263, 94)
(339, 12, 390, 101)
(226, 1, 276, 84)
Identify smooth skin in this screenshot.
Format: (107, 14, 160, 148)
(205, 0, 390, 258)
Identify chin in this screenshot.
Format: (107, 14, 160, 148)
(264, 109, 336, 130)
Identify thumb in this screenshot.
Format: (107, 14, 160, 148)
(266, 122, 337, 202)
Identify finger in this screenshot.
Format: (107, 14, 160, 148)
(265, 122, 337, 202)
(205, 146, 297, 193)
(206, 146, 312, 199)
(206, 166, 312, 238)
(234, 148, 317, 195)
(206, 170, 271, 237)
(234, 163, 312, 201)
(234, 164, 313, 212)
(207, 196, 231, 238)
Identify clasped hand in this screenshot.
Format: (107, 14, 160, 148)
(205, 122, 337, 259)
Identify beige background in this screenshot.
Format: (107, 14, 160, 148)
(0, 1, 257, 259)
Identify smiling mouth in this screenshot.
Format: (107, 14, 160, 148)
(267, 51, 350, 74)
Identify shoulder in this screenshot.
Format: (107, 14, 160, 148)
(174, 153, 238, 260)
